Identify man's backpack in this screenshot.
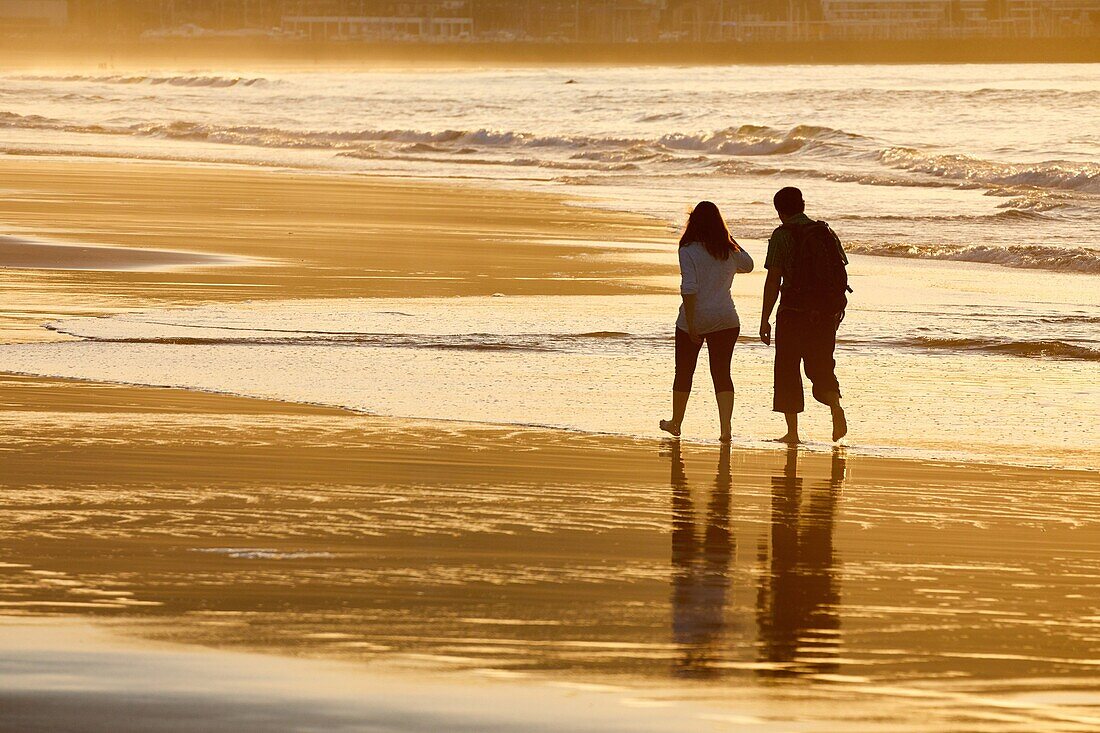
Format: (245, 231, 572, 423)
(782, 220, 852, 316)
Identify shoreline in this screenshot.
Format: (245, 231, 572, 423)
(4, 368, 1096, 476)
(0, 154, 1094, 471)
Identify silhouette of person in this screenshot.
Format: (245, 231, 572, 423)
(755, 447, 845, 677)
(669, 441, 734, 678)
(759, 187, 850, 444)
(660, 201, 754, 443)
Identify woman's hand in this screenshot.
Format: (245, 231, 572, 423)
(689, 323, 702, 344)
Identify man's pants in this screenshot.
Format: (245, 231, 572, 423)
(773, 309, 842, 414)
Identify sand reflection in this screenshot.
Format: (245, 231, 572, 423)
(756, 447, 844, 678)
(3, 376, 1098, 730)
(669, 442, 733, 678)
(669, 443, 847, 679)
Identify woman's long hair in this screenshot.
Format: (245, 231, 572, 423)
(679, 201, 740, 260)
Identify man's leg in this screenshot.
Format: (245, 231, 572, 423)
(773, 311, 805, 443)
(804, 314, 847, 442)
(783, 412, 799, 442)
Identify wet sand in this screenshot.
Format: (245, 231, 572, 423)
(0, 156, 667, 342)
(0, 234, 252, 271)
(1, 158, 1098, 731)
(1, 618, 753, 733)
(2, 373, 1099, 731)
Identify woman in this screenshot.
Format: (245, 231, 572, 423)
(660, 201, 754, 443)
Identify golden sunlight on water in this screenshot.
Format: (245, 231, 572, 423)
(1, 375, 1097, 731)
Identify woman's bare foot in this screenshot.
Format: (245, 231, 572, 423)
(659, 419, 681, 438)
(719, 432, 732, 444)
(831, 406, 848, 442)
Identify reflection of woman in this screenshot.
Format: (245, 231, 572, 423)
(670, 442, 733, 678)
(660, 202, 754, 443)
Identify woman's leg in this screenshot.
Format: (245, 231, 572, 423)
(663, 328, 703, 436)
(707, 328, 739, 442)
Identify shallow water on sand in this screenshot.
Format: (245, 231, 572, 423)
(1, 386, 1098, 731)
(0, 251, 1095, 468)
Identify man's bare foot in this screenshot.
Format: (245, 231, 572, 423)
(719, 432, 732, 444)
(831, 407, 848, 442)
(659, 419, 681, 438)
(774, 433, 801, 444)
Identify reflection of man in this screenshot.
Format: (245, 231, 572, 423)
(669, 442, 734, 678)
(756, 447, 845, 677)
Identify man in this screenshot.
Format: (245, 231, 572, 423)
(759, 187, 849, 443)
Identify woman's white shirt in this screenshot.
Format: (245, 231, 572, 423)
(676, 241, 754, 334)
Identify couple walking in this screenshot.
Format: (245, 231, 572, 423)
(659, 187, 850, 444)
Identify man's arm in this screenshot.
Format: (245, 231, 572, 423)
(760, 265, 781, 346)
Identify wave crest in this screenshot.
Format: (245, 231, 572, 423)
(878, 147, 1100, 194)
(659, 124, 861, 156)
(895, 336, 1099, 362)
(846, 241, 1100, 274)
(15, 74, 269, 87)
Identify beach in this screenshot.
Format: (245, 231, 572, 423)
(2, 368, 1099, 730)
(0, 154, 1097, 731)
(1, 62, 1098, 730)
(0, 154, 1094, 467)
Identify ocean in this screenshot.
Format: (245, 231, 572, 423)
(0, 64, 1097, 467)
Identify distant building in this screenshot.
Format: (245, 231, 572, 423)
(282, 0, 472, 40)
(567, 0, 662, 42)
(1001, 0, 1099, 33)
(820, 0, 1097, 37)
(0, 0, 68, 29)
(282, 13, 472, 39)
(821, 0, 969, 34)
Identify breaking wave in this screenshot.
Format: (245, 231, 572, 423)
(659, 124, 865, 156)
(43, 321, 654, 353)
(845, 241, 1100, 274)
(0, 110, 860, 158)
(2, 96, 1096, 230)
(893, 336, 1100, 362)
(14, 74, 269, 87)
(126, 120, 865, 158)
(836, 209, 1050, 223)
(878, 147, 1100, 194)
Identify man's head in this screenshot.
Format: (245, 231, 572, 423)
(773, 187, 805, 221)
